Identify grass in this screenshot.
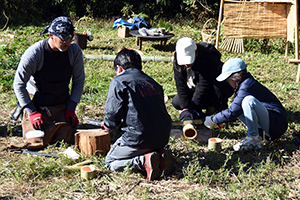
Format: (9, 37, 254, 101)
(0, 18, 300, 199)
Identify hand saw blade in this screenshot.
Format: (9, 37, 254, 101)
(172, 119, 203, 126)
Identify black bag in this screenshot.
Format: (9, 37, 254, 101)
(133, 16, 151, 29)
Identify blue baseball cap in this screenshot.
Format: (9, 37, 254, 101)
(216, 58, 247, 81)
(40, 16, 74, 39)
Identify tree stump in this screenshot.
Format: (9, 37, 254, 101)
(75, 129, 111, 157)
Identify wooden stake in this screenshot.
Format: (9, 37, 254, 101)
(297, 64, 300, 83)
(216, 0, 225, 49)
(295, 0, 299, 60)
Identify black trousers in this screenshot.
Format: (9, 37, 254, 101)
(172, 80, 233, 116)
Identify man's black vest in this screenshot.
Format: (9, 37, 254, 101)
(32, 39, 72, 106)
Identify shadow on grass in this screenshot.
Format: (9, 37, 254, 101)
(287, 110, 300, 125)
(0, 124, 22, 137)
(89, 46, 116, 51)
(0, 195, 14, 200)
(152, 42, 176, 52)
(172, 136, 300, 179)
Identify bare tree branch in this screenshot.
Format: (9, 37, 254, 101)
(198, 0, 212, 13)
(1, 10, 9, 31)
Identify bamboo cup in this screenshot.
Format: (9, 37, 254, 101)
(183, 123, 197, 139)
(81, 165, 96, 180)
(208, 138, 222, 152)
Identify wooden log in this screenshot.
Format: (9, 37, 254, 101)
(75, 129, 111, 157)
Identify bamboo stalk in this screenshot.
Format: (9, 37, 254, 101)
(236, 39, 241, 53)
(238, 39, 242, 54)
(219, 38, 228, 49)
(241, 39, 244, 53)
(222, 39, 230, 51)
(232, 39, 238, 53)
(240, 39, 244, 53)
(227, 38, 234, 52)
(236, 39, 239, 53)
(224, 38, 231, 51)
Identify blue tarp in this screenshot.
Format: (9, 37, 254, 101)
(113, 17, 152, 30)
(113, 18, 136, 29)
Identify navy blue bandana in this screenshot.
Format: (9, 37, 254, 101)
(40, 16, 74, 39)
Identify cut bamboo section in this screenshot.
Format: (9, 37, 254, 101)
(170, 129, 212, 143)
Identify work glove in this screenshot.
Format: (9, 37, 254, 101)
(29, 111, 45, 130)
(180, 109, 194, 121)
(100, 121, 112, 133)
(65, 110, 79, 127)
(189, 109, 200, 119)
(204, 116, 218, 129)
(180, 109, 200, 121)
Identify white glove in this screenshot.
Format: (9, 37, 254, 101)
(204, 116, 217, 129)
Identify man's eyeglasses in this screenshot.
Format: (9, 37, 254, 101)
(59, 37, 74, 44)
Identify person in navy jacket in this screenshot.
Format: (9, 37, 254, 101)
(102, 48, 173, 180)
(204, 58, 288, 151)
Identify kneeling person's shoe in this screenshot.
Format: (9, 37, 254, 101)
(233, 135, 264, 151)
(143, 151, 162, 181)
(158, 148, 174, 176)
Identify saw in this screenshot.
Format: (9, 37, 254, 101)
(172, 119, 203, 126)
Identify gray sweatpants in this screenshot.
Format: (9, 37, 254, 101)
(105, 137, 153, 171)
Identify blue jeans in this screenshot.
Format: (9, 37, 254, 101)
(238, 95, 270, 137)
(105, 137, 152, 171)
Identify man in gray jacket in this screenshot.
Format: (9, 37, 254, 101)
(13, 16, 85, 148)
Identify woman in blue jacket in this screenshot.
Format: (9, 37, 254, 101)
(204, 58, 288, 151)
